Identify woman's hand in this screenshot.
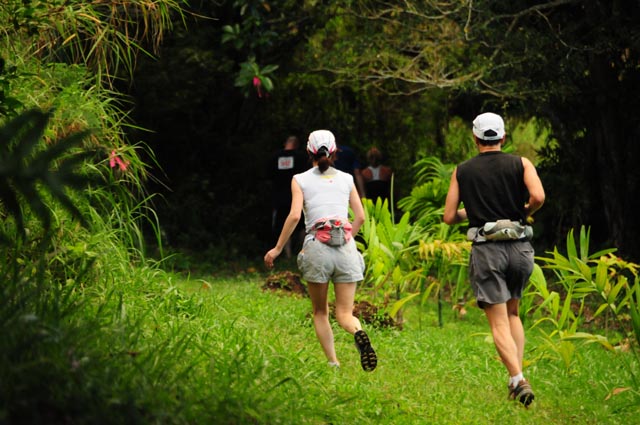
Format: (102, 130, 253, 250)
(264, 247, 282, 269)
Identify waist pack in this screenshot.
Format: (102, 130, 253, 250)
(312, 219, 352, 246)
(467, 219, 533, 243)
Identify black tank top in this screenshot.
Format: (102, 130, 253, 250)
(456, 151, 527, 228)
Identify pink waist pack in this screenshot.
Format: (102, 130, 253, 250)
(313, 219, 352, 246)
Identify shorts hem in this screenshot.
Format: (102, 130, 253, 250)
(476, 296, 521, 309)
(332, 278, 363, 284)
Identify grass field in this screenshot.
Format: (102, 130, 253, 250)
(3, 258, 639, 424)
(172, 266, 640, 425)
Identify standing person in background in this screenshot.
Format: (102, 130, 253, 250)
(268, 135, 309, 258)
(443, 112, 545, 407)
(361, 147, 393, 205)
(333, 144, 366, 198)
(264, 130, 377, 372)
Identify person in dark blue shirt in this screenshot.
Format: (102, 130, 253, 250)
(333, 144, 365, 197)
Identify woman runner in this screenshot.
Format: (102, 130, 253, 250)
(264, 129, 377, 371)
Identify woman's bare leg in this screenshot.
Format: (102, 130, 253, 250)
(307, 281, 338, 364)
(333, 282, 361, 334)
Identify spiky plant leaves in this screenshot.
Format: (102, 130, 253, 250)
(2, 0, 187, 86)
(0, 109, 93, 240)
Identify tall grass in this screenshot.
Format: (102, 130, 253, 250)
(1, 0, 187, 84)
(0, 108, 167, 423)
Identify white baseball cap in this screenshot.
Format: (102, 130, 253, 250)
(307, 130, 337, 156)
(472, 112, 505, 141)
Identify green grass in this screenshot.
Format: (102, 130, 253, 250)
(2, 263, 638, 424)
(169, 270, 639, 424)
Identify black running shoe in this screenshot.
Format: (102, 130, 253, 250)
(354, 330, 377, 372)
(509, 379, 535, 407)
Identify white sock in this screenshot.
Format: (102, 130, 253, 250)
(509, 373, 524, 387)
(328, 361, 340, 368)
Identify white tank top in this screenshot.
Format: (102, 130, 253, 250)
(294, 166, 354, 234)
(367, 165, 381, 180)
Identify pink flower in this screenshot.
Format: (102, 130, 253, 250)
(109, 149, 130, 171)
(253, 76, 263, 98)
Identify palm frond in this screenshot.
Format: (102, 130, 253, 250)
(0, 109, 94, 239)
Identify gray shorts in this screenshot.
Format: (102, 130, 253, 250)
(469, 241, 535, 308)
(296, 238, 365, 283)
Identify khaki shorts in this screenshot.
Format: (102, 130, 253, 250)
(469, 241, 534, 308)
(297, 238, 365, 283)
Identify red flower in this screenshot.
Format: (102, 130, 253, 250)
(253, 76, 263, 98)
(109, 149, 130, 171)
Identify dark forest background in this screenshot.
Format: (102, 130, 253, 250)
(119, 0, 640, 263)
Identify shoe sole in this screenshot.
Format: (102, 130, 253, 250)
(519, 392, 535, 407)
(509, 382, 535, 408)
(354, 330, 377, 372)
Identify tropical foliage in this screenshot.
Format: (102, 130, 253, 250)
(357, 197, 423, 323)
(397, 156, 454, 228)
(357, 156, 470, 326)
(1, 1, 640, 421)
(526, 226, 640, 374)
(302, 0, 640, 260)
(0, 2, 188, 419)
(2, 0, 186, 83)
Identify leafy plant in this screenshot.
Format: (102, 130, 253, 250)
(359, 155, 473, 326)
(0, 42, 165, 259)
(0, 109, 93, 240)
(527, 226, 640, 379)
(234, 56, 278, 98)
(0, 109, 176, 424)
(417, 223, 470, 326)
(357, 197, 423, 324)
(0, 56, 23, 117)
(1, 0, 187, 84)
(397, 156, 453, 228)
(221, 0, 285, 98)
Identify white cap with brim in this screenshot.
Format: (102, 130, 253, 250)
(307, 130, 337, 156)
(472, 112, 505, 141)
